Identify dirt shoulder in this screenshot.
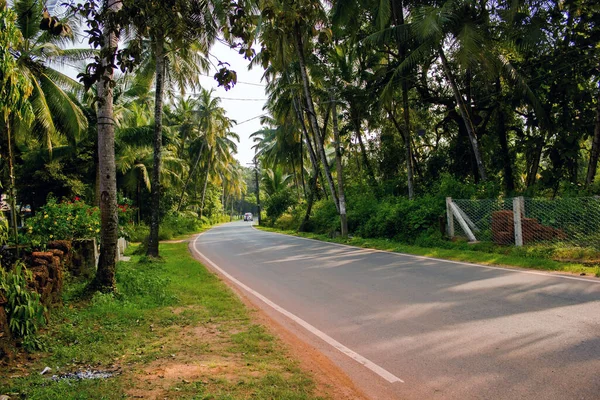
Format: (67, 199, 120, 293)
(188, 240, 369, 400)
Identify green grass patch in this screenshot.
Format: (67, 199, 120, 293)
(0, 243, 325, 399)
(258, 227, 600, 277)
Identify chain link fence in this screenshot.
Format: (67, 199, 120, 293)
(448, 197, 600, 249)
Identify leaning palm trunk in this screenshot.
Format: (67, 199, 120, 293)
(147, 34, 166, 257)
(293, 22, 339, 213)
(331, 96, 348, 237)
(586, 86, 600, 187)
(391, 0, 414, 199)
(438, 47, 486, 181)
(200, 156, 211, 220)
(93, 0, 121, 291)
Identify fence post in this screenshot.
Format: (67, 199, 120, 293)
(513, 196, 524, 246)
(446, 197, 454, 238)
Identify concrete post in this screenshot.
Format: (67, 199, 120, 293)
(446, 197, 454, 238)
(513, 197, 524, 246)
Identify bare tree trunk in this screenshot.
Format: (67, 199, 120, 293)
(438, 47, 487, 181)
(331, 94, 348, 237)
(293, 22, 339, 213)
(93, 0, 121, 291)
(177, 142, 204, 211)
(147, 34, 165, 258)
(586, 86, 600, 187)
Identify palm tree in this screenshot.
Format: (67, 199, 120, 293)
(0, 0, 34, 251)
(10, 0, 89, 155)
(94, 0, 122, 291)
(121, 0, 221, 257)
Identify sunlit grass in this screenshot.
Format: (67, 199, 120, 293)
(0, 243, 325, 399)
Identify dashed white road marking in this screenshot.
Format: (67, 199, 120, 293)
(192, 230, 404, 384)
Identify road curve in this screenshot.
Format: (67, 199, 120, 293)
(193, 221, 600, 400)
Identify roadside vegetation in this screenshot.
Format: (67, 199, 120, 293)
(0, 243, 324, 399)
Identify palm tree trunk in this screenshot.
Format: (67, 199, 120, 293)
(6, 119, 19, 255)
(293, 22, 339, 213)
(299, 138, 306, 198)
(137, 180, 141, 224)
(586, 85, 600, 187)
(147, 33, 166, 258)
(526, 137, 544, 188)
(495, 78, 515, 193)
(391, 0, 414, 199)
(300, 172, 319, 232)
(350, 105, 377, 186)
(93, 0, 121, 291)
(200, 156, 211, 219)
(438, 47, 487, 181)
(331, 95, 348, 237)
(177, 142, 204, 211)
(291, 153, 301, 201)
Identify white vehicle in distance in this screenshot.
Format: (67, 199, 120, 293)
(244, 212, 253, 221)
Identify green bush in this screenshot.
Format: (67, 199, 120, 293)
(307, 199, 339, 234)
(23, 198, 100, 247)
(161, 212, 203, 237)
(0, 262, 47, 348)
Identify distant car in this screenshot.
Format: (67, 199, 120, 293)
(244, 213, 253, 221)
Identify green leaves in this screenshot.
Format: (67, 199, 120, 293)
(0, 262, 47, 343)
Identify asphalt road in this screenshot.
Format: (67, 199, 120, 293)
(193, 221, 600, 400)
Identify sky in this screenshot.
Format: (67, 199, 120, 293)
(195, 42, 268, 167)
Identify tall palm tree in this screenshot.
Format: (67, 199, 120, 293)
(122, 0, 221, 257)
(10, 0, 89, 154)
(94, 0, 122, 291)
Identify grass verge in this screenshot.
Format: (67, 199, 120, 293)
(0, 242, 324, 399)
(257, 227, 600, 277)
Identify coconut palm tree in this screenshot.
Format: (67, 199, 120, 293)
(9, 0, 90, 155)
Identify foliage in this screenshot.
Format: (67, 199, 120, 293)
(0, 0, 33, 125)
(264, 188, 297, 222)
(22, 198, 100, 246)
(0, 262, 46, 347)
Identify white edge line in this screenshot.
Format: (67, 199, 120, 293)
(192, 230, 404, 384)
(250, 225, 600, 285)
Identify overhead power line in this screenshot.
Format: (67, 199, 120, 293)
(220, 97, 267, 101)
(236, 114, 267, 126)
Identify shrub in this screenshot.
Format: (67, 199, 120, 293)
(307, 199, 339, 234)
(0, 262, 47, 349)
(23, 198, 100, 247)
(127, 224, 150, 242)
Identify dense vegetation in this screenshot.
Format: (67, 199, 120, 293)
(250, 0, 600, 245)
